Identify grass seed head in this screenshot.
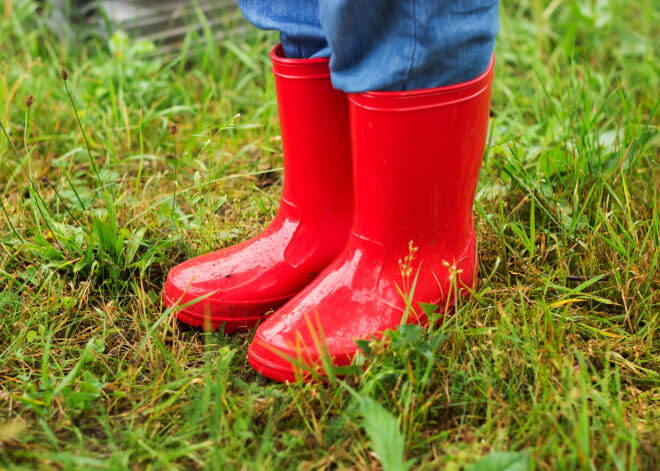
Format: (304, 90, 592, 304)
(25, 94, 34, 108)
(60, 67, 68, 81)
(168, 123, 179, 136)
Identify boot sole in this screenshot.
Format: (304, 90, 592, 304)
(163, 291, 284, 333)
(248, 346, 300, 383)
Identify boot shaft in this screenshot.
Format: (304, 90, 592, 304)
(347, 58, 494, 259)
(271, 45, 353, 218)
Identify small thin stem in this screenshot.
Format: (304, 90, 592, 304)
(1, 117, 66, 257)
(63, 171, 87, 212)
(171, 135, 178, 228)
(0, 196, 26, 243)
(0, 119, 32, 184)
(1, 119, 53, 217)
(24, 104, 85, 226)
(24, 105, 31, 170)
(63, 79, 103, 187)
(31, 188, 67, 256)
(45, 178, 82, 228)
(167, 123, 180, 232)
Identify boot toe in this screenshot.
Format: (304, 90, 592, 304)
(248, 316, 355, 382)
(162, 245, 309, 332)
(246, 262, 396, 382)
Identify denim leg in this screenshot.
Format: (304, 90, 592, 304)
(319, 0, 499, 92)
(237, 0, 499, 92)
(237, 0, 330, 59)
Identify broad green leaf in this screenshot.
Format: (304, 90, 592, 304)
(360, 397, 414, 471)
(468, 450, 530, 471)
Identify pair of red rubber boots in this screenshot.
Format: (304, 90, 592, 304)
(163, 44, 494, 382)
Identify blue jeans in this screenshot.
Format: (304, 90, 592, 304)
(237, 0, 499, 92)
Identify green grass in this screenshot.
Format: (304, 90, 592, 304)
(1, 0, 659, 469)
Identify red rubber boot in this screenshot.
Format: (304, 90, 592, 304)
(248, 58, 495, 382)
(163, 45, 353, 332)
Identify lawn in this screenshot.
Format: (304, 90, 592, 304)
(0, 0, 659, 469)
